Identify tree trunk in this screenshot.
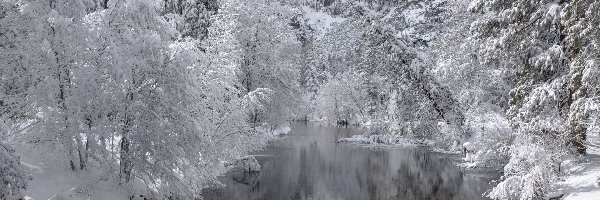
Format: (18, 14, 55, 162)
(67, 140, 78, 171)
(50, 21, 80, 171)
(119, 92, 134, 183)
(567, 61, 588, 155)
(119, 134, 132, 183)
(58, 62, 78, 171)
(76, 137, 87, 170)
(569, 111, 588, 154)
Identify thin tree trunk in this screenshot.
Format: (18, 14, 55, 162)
(59, 63, 78, 172)
(119, 134, 132, 183)
(76, 137, 87, 170)
(119, 92, 134, 183)
(67, 140, 78, 171)
(50, 21, 79, 171)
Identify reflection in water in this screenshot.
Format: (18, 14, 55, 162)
(203, 123, 495, 200)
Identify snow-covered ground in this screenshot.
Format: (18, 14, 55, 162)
(551, 134, 600, 200)
(16, 124, 282, 200)
(21, 159, 129, 199)
(16, 145, 148, 200)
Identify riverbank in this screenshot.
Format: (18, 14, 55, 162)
(550, 134, 600, 199)
(337, 131, 600, 199)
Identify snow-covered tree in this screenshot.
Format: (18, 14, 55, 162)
(0, 142, 28, 200)
(215, 0, 303, 128)
(430, 0, 513, 166)
(563, 0, 600, 155)
(1, 0, 274, 198)
(80, 1, 270, 197)
(314, 72, 369, 124)
(162, 0, 217, 40)
(467, 0, 600, 198)
(303, 2, 464, 140)
(0, 0, 103, 171)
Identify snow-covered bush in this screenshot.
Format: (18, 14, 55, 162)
(337, 134, 432, 146)
(226, 156, 261, 172)
(0, 143, 28, 200)
(486, 116, 570, 199)
(488, 141, 562, 199)
(459, 109, 512, 169)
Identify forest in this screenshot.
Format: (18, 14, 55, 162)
(1, 0, 599, 199)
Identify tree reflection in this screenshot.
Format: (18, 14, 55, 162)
(203, 124, 494, 200)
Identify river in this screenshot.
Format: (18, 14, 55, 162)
(203, 123, 497, 200)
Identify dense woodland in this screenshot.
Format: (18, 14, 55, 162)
(1, 0, 599, 199)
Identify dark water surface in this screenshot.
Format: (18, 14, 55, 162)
(203, 123, 496, 200)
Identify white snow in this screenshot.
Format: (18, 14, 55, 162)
(15, 145, 149, 200)
(382, 7, 397, 21)
(301, 6, 346, 38)
(402, 6, 426, 24)
(256, 125, 291, 136)
(21, 161, 132, 200)
(337, 134, 434, 147)
(463, 142, 471, 147)
(550, 134, 600, 199)
(272, 126, 291, 135)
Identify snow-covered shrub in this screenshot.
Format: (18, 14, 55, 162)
(488, 135, 566, 200)
(255, 123, 291, 136)
(0, 143, 28, 200)
(460, 109, 512, 169)
(226, 156, 261, 172)
(337, 134, 431, 146)
(436, 122, 464, 148)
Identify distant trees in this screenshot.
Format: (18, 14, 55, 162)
(163, 0, 218, 40)
(314, 72, 369, 124)
(303, 2, 464, 141)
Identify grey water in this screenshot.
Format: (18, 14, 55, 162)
(203, 123, 496, 200)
